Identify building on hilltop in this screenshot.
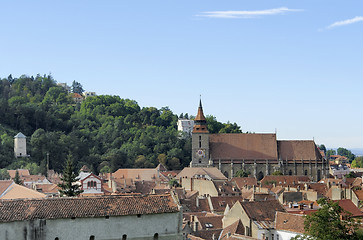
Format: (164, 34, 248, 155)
(83, 91, 96, 98)
(190, 100, 328, 181)
(177, 119, 194, 137)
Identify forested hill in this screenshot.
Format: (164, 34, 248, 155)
(0, 74, 242, 175)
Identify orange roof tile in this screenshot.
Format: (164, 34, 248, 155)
(335, 199, 363, 218)
(232, 177, 258, 189)
(0, 194, 179, 222)
(7, 169, 30, 178)
(0, 181, 13, 195)
(275, 212, 305, 234)
(0, 183, 46, 199)
(177, 167, 227, 180)
(112, 168, 167, 182)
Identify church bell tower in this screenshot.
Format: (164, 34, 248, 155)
(191, 99, 210, 167)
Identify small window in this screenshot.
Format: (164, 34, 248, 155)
(105, 216, 109, 219)
(289, 170, 292, 176)
(55, 238, 59, 240)
(122, 234, 127, 240)
(137, 214, 141, 218)
(90, 236, 95, 240)
(154, 233, 159, 240)
(304, 170, 308, 176)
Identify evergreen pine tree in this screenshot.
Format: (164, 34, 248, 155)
(58, 154, 83, 197)
(14, 170, 21, 184)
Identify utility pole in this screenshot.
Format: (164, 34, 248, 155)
(46, 152, 49, 176)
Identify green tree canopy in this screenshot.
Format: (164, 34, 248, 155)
(293, 198, 362, 240)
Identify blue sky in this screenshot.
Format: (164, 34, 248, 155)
(1, 1, 363, 149)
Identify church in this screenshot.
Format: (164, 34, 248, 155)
(190, 100, 328, 181)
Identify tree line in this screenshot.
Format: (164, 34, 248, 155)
(0, 74, 241, 177)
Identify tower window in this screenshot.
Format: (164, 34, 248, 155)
(199, 136, 202, 148)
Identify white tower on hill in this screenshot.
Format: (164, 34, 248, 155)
(14, 132, 28, 158)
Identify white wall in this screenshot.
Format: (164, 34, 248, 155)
(0, 212, 183, 240)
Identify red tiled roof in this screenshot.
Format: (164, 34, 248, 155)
(197, 215, 223, 230)
(241, 200, 286, 222)
(220, 220, 245, 240)
(0, 181, 13, 195)
(210, 196, 244, 213)
(232, 177, 258, 189)
(193, 229, 222, 240)
(7, 169, 30, 178)
(0, 194, 179, 222)
(177, 167, 227, 180)
(354, 189, 363, 200)
(275, 212, 305, 234)
(209, 133, 278, 160)
(335, 199, 363, 218)
(278, 140, 322, 161)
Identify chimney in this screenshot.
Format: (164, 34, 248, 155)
(190, 178, 193, 191)
(193, 221, 198, 232)
(196, 197, 199, 208)
(304, 183, 308, 191)
(289, 202, 293, 208)
(309, 202, 314, 209)
(299, 204, 304, 210)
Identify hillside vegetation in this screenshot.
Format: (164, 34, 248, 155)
(0, 74, 241, 175)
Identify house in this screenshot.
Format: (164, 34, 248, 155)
(83, 91, 96, 98)
(7, 169, 30, 179)
(72, 92, 83, 103)
(352, 189, 363, 209)
(222, 200, 286, 239)
(178, 167, 227, 181)
(0, 180, 46, 199)
(219, 219, 246, 240)
(78, 171, 104, 195)
(0, 194, 183, 240)
(21, 175, 50, 188)
(274, 212, 305, 240)
(32, 183, 59, 196)
(112, 164, 169, 183)
(190, 100, 327, 181)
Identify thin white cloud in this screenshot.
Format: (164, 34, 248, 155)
(197, 7, 302, 19)
(327, 16, 363, 29)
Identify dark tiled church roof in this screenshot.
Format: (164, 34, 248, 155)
(0, 194, 179, 222)
(209, 133, 278, 160)
(277, 140, 322, 161)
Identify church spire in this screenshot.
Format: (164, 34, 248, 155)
(193, 98, 208, 133)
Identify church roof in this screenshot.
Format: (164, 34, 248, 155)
(277, 140, 322, 161)
(14, 132, 26, 138)
(209, 133, 278, 160)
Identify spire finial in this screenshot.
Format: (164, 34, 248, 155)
(199, 95, 202, 108)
